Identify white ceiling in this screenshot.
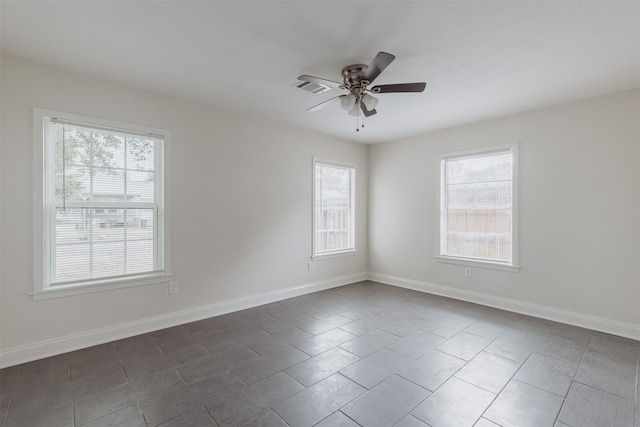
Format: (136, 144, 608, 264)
(2, 1, 639, 144)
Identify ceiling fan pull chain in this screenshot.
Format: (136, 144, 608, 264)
(356, 108, 365, 132)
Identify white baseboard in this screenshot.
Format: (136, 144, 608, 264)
(3, 271, 638, 368)
(368, 272, 640, 341)
(0, 272, 367, 368)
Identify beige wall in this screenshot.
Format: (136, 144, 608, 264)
(369, 90, 640, 331)
(0, 55, 368, 361)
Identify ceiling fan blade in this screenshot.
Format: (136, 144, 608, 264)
(363, 52, 395, 84)
(361, 103, 377, 117)
(307, 95, 342, 112)
(371, 82, 426, 93)
(297, 75, 342, 89)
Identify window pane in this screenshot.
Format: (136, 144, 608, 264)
(314, 162, 354, 255)
(126, 137, 156, 171)
(51, 207, 157, 284)
(441, 149, 514, 264)
(127, 170, 155, 201)
(45, 116, 164, 288)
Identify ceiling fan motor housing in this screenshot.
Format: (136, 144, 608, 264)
(342, 64, 369, 93)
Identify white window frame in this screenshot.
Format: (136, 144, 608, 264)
(32, 108, 172, 300)
(436, 143, 519, 272)
(312, 158, 357, 260)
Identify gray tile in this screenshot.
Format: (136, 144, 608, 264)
(206, 392, 263, 426)
(272, 373, 365, 427)
(342, 375, 430, 426)
(69, 355, 124, 380)
(340, 348, 413, 389)
(240, 371, 306, 408)
(201, 330, 268, 356)
(284, 300, 342, 319)
(454, 351, 520, 394)
(175, 345, 260, 384)
(423, 316, 472, 338)
(4, 386, 73, 427)
(474, 418, 501, 427)
(261, 313, 318, 334)
(535, 334, 587, 364)
(231, 346, 309, 385)
(114, 341, 163, 362)
(161, 343, 211, 367)
(339, 315, 390, 335)
(156, 406, 216, 426)
(507, 317, 553, 339)
(547, 323, 593, 345)
(339, 304, 386, 320)
(387, 330, 445, 359)
(435, 331, 491, 361)
(64, 367, 128, 402)
(139, 369, 242, 426)
(182, 316, 228, 335)
(379, 316, 431, 337)
(514, 352, 577, 396)
(588, 332, 638, 358)
(298, 314, 353, 335)
(449, 304, 494, 323)
(207, 372, 304, 426)
(315, 411, 361, 426)
(411, 377, 495, 427)
(293, 328, 357, 357)
(557, 382, 634, 427)
(484, 380, 564, 427)
(0, 365, 68, 403)
(464, 317, 511, 340)
(339, 329, 401, 357)
(285, 347, 360, 387)
(397, 349, 466, 391)
(236, 409, 288, 427)
(74, 368, 184, 425)
(154, 334, 196, 354)
(394, 414, 430, 426)
(61, 343, 118, 365)
(574, 342, 636, 399)
(79, 405, 146, 427)
(245, 328, 312, 356)
(4, 283, 640, 427)
(484, 331, 540, 363)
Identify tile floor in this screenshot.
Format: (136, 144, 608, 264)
(1, 281, 639, 427)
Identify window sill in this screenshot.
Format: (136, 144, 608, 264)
(435, 256, 520, 273)
(31, 272, 173, 301)
(312, 249, 358, 261)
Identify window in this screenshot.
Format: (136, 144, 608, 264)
(313, 159, 356, 257)
(33, 109, 171, 299)
(437, 144, 518, 271)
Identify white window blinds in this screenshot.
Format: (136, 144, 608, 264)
(440, 148, 515, 264)
(43, 117, 165, 286)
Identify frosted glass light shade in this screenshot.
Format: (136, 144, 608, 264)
(362, 93, 378, 110)
(349, 102, 361, 116)
(340, 94, 356, 111)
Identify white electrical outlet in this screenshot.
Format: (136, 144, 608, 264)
(169, 281, 178, 295)
(465, 268, 472, 278)
(308, 262, 314, 271)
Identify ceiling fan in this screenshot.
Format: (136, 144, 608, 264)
(297, 51, 426, 131)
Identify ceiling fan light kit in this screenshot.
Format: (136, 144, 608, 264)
(297, 51, 426, 132)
